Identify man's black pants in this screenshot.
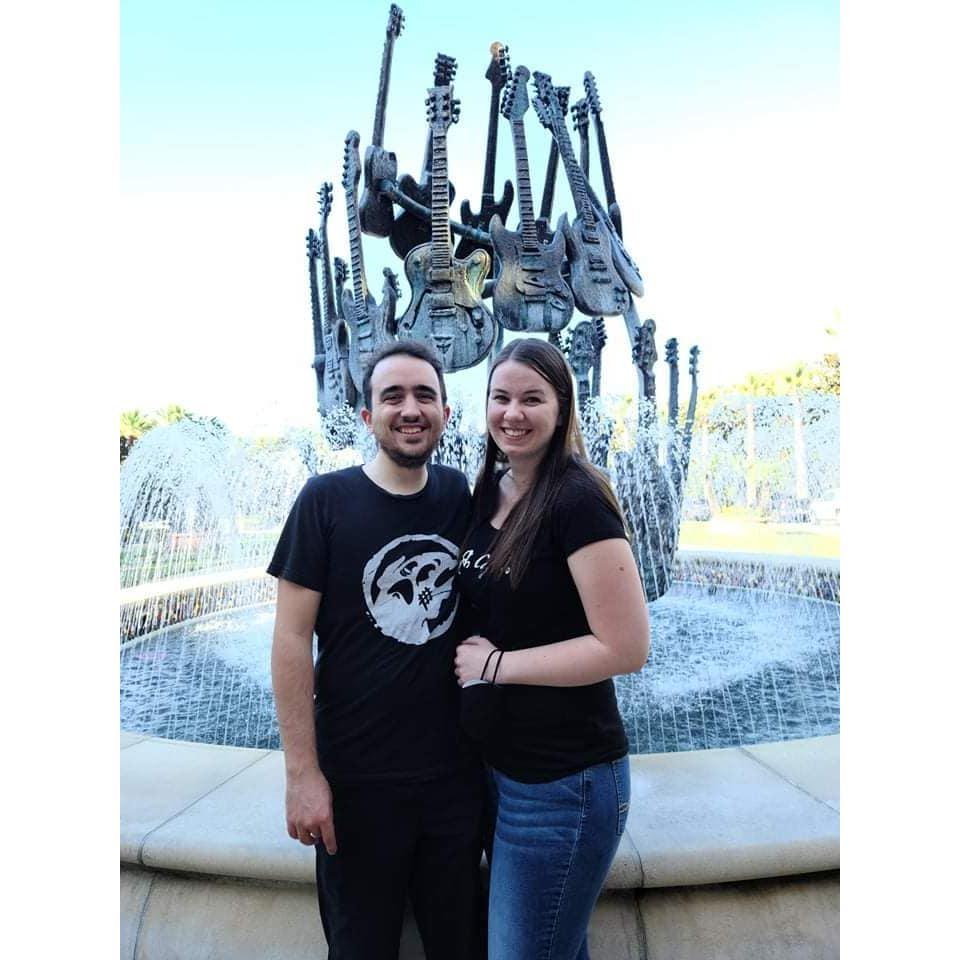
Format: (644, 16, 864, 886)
(315, 764, 485, 960)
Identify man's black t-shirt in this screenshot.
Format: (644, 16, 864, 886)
(267, 464, 473, 783)
(457, 461, 630, 783)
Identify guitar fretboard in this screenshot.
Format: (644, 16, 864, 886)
(481, 80, 502, 200)
(317, 211, 336, 338)
(553, 114, 596, 233)
(431, 128, 452, 272)
(509, 119, 539, 252)
(308, 242, 323, 353)
(371, 33, 398, 148)
(344, 183, 371, 323)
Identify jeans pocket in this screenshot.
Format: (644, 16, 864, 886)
(611, 758, 630, 836)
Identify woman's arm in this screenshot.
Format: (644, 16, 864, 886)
(454, 537, 649, 687)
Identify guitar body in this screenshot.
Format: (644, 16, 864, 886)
(342, 293, 395, 404)
(358, 145, 398, 237)
(585, 184, 643, 297)
(489, 215, 573, 333)
(389, 173, 456, 259)
(559, 212, 629, 317)
(455, 181, 514, 259)
(319, 325, 355, 414)
(609, 200, 623, 240)
(397, 243, 495, 372)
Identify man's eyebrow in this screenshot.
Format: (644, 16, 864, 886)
(378, 383, 439, 396)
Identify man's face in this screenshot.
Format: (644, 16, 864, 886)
(361, 355, 450, 468)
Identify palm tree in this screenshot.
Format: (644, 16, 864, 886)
(779, 364, 811, 506)
(737, 372, 774, 510)
(156, 403, 191, 425)
(120, 409, 157, 462)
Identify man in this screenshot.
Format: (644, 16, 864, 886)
(268, 341, 483, 960)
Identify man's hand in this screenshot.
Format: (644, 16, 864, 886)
(285, 767, 338, 854)
(455, 634, 498, 686)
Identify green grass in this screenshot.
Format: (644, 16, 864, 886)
(679, 520, 840, 558)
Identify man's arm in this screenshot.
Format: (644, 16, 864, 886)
(271, 578, 337, 854)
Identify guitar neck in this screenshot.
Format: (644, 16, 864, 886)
(538, 141, 560, 221)
(344, 185, 370, 303)
(552, 118, 596, 230)
(308, 247, 323, 352)
(480, 82, 502, 199)
(430, 128, 452, 271)
(509, 118, 539, 251)
(371, 32, 398, 147)
(578, 125, 590, 181)
(593, 114, 617, 206)
(317, 216, 336, 336)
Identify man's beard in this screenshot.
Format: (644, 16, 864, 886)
(381, 442, 433, 469)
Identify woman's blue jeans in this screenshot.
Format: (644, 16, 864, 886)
(487, 756, 630, 960)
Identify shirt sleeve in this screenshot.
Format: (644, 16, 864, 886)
(266, 476, 329, 593)
(553, 469, 627, 558)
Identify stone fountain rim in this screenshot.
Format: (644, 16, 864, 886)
(120, 731, 839, 891)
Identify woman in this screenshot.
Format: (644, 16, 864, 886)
(455, 337, 650, 960)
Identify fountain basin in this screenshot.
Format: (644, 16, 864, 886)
(121, 731, 839, 959)
(120, 549, 840, 958)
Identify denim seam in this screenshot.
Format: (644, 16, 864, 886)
(543, 768, 588, 960)
(612, 759, 629, 835)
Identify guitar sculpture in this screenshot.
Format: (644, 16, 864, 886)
(397, 85, 495, 371)
(333, 257, 348, 322)
(389, 53, 458, 259)
(455, 42, 514, 260)
(571, 98, 591, 176)
(358, 4, 405, 237)
(307, 229, 327, 409)
(341, 131, 399, 403)
(312, 183, 354, 412)
(584, 71, 623, 239)
(535, 84, 569, 243)
(531, 71, 629, 317)
(489, 65, 573, 333)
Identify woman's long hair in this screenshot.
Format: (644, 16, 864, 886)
(467, 337, 625, 587)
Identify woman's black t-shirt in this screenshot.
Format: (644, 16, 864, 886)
(457, 462, 630, 783)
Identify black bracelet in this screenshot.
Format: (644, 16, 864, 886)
(480, 647, 500, 683)
(490, 649, 506, 685)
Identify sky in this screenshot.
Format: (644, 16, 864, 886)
(119, 0, 839, 436)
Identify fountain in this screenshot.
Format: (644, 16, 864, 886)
(120, 397, 839, 755)
(120, 7, 839, 959)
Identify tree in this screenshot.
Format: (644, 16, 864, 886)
(120, 409, 157, 462)
(778, 364, 812, 506)
(156, 403, 190, 425)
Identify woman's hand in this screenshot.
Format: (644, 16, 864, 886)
(455, 635, 498, 686)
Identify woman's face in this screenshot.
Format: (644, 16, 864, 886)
(487, 359, 562, 467)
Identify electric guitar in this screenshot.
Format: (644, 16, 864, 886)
(396, 85, 495, 371)
(333, 257, 348, 322)
(313, 183, 355, 412)
(358, 4, 405, 237)
(307, 228, 326, 410)
(531, 71, 628, 317)
(489, 65, 573, 333)
(455, 42, 514, 259)
(571, 98, 591, 178)
(584, 71, 623, 239)
(389, 53, 458, 259)
(534, 84, 569, 243)
(341, 131, 399, 401)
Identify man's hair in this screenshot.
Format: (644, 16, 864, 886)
(362, 341, 448, 409)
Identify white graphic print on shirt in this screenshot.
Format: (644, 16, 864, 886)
(362, 534, 460, 645)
